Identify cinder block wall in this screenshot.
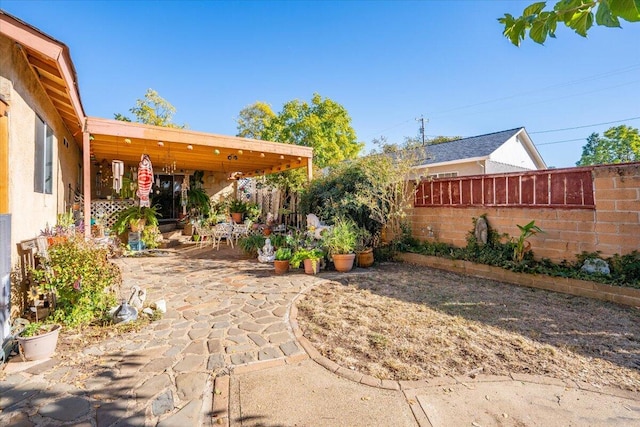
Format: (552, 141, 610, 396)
(408, 163, 640, 263)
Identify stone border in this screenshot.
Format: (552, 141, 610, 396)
(287, 278, 638, 402)
(398, 252, 640, 307)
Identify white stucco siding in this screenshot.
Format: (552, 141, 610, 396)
(489, 133, 537, 170)
(420, 161, 485, 178)
(1, 36, 81, 264)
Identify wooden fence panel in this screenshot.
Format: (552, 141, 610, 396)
(414, 168, 595, 209)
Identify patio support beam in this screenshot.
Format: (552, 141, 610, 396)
(307, 157, 313, 182)
(0, 99, 8, 214)
(82, 129, 91, 238)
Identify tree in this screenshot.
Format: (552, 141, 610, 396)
(237, 93, 363, 169)
(115, 88, 186, 128)
(236, 102, 276, 139)
(499, 0, 640, 46)
(576, 125, 640, 165)
(236, 94, 363, 211)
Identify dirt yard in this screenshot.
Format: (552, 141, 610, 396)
(296, 263, 640, 391)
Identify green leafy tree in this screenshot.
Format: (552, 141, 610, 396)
(237, 94, 363, 211)
(115, 88, 186, 128)
(500, 0, 640, 46)
(237, 93, 363, 169)
(236, 101, 277, 139)
(576, 125, 640, 165)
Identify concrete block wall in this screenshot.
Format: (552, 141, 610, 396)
(409, 163, 640, 263)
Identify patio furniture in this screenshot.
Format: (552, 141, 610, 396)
(231, 222, 250, 246)
(194, 222, 216, 249)
(212, 223, 234, 250)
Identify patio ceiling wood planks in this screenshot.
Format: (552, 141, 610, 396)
(85, 117, 313, 178)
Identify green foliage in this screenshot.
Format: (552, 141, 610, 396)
(401, 219, 639, 288)
(236, 93, 363, 194)
(322, 217, 358, 255)
(187, 187, 211, 217)
(300, 139, 419, 242)
(114, 88, 186, 128)
(269, 234, 289, 249)
(30, 238, 120, 327)
(299, 161, 378, 235)
(238, 234, 266, 257)
(499, 0, 639, 46)
(513, 221, 544, 263)
(228, 199, 249, 214)
(290, 248, 325, 268)
(20, 322, 54, 337)
(576, 125, 640, 166)
(110, 205, 160, 235)
(236, 101, 277, 139)
(275, 247, 292, 261)
(141, 225, 162, 249)
(245, 202, 262, 223)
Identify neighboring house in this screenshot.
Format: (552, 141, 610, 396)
(411, 127, 547, 178)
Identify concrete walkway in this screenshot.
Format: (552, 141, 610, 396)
(1, 244, 639, 426)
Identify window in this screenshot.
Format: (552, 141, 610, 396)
(34, 115, 53, 194)
(428, 172, 458, 179)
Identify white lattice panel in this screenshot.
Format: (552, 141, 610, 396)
(91, 199, 136, 229)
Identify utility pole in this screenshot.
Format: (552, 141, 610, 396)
(416, 115, 428, 146)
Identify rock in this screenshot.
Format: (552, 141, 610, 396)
(142, 307, 154, 316)
(581, 258, 610, 275)
(152, 299, 167, 313)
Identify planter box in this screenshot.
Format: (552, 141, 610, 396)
(398, 252, 640, 308)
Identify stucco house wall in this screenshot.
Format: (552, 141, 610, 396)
(489, 133, 538, 170)
(0, 35, 81, 265)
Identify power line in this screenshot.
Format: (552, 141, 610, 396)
(530, 116, 640, 134)
(427, 64, 640, 118)
(536, 138, 585, 146)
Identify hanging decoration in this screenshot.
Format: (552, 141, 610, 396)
(180, 179, 189, 216)
(137, 154, 154, 207)
(112, 160, 124, 194)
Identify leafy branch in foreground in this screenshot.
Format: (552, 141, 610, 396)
(499, 0, 640, 46)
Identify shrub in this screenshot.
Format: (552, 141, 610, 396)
(30, 237, 121, 327)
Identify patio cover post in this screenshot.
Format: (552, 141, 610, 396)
(307, 157, 313, 181)
(82, 130, 91, 239)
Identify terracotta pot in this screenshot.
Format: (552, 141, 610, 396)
(273, 260, 290, 275)
(356, 249, 374, 268)
(17, 324, 61, 361)
(332, 253, 356, 272)
(231, 212, 243, 223)
(263, 227, 272, 236)
(303, 258, 321, 275)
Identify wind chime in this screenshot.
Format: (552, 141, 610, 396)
(112, 160, 124, 194)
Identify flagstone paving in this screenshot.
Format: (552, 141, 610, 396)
(0, 244, 324, 426)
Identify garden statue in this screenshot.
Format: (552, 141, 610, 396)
(306, 214, 332, 239)
(258, 238, 275, 263)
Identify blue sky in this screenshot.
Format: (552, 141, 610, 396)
(3, 0, 639, 168)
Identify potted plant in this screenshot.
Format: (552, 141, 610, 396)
(291, 248, 324, 275)
(274, 247, 292, 275)
(229, 199, 248, 223)
(16, 321, 61, 361)
(238, 234, 266, 257)
(111, 205, 160, 235)
(356, 227, 375, 268)
(322, 217, 358, 272)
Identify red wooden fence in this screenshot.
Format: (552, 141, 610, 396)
(414, 169, 595, 209)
